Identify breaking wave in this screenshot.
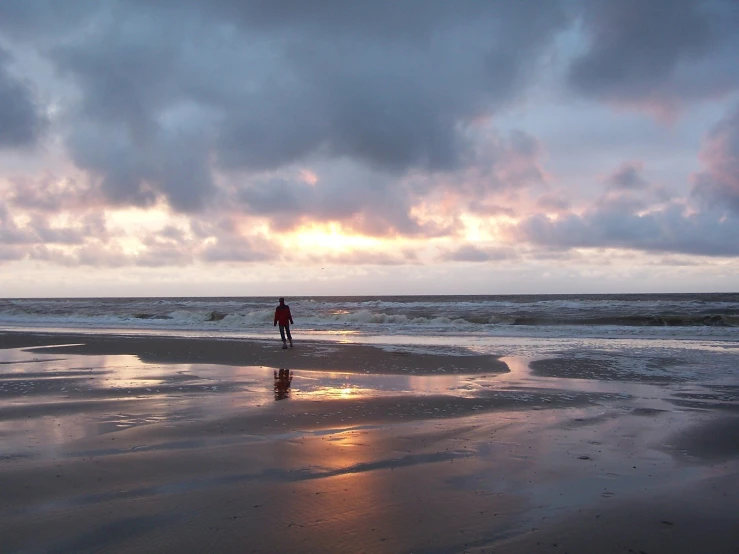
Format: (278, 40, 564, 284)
(1, 294, 738, 335)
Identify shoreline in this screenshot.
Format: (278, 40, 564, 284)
(0, 329, 509, 375)
(2, 322, 739, 345)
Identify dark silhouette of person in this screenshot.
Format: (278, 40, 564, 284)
(274, 368, 293, 400)
(274, 297, 294, 349)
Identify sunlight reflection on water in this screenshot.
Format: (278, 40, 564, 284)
(0, 337, 737, 464)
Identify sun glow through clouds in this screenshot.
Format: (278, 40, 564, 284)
(287, 223, 385, 252)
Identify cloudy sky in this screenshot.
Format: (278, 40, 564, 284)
(1, 0, 739, 296)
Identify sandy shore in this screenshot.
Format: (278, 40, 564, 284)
(1, 330, 738, 553)
(0, 330, 509, 375)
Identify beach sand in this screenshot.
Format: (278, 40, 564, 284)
(0, 331, 737, 553)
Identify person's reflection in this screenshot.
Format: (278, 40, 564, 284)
(274, 368, 293, 400)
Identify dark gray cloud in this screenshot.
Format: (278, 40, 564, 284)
(201, 236, 276, 263)
(0, 48, 46, 148)
(191, 0, 568, 173)
(129, 216, 279, 265)
(606, 162, 649, 190)
(692, 105, 739, 212)
(66, 120, 215, 211)
(0, 200, 106, 247)
(517, 203, 739, 256)
(31, 213, 105, 245)
(536, 192, 571, 212)
(231, 126, 548, 237)
(592, 161, 673, 216)
(0, 1, 98, 40)
(7, 174, 96, 212)
(314, 250, 418, 266)
(236, 163, 442, 237)
(0, 0, 571, 214)
(0, 184, 285, 266)
(568, 0, 739, 108)
(143, 0, 557, 41)
(0, 245, 24, 262)
(440, 245, 515, 263)
(407, 128, 547, 220)
(28, 242, 130, 268)
(459, 130, 546, 193)
(135, 235, 196, 267)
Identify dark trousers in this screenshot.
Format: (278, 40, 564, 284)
(279, 324, 292, 342)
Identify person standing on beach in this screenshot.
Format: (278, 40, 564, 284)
(274, 298, 294, 349)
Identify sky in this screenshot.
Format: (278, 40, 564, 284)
(1, 0, 739, 297)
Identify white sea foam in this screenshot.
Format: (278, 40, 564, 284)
(1, 295, 739, 343)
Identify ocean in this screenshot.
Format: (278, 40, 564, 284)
(1, 293, 737, 337)
(5, 293, 739, 382)
(1, 293, 738, 347)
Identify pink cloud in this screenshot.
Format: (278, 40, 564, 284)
(692, 105, 739, 211)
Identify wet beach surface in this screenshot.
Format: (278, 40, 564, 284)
(0, 332, 738, 553)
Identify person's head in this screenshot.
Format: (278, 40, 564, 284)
(279, 297, 285, 305)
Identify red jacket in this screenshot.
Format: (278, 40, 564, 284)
(274, 305, 293, 326)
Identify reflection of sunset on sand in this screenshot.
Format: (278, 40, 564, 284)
(0, 331, 738, 552)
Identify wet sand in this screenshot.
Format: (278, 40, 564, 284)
(1, 330, 738, 553)
(0, 330, 508, 375)
(530, 352, 688, 383)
